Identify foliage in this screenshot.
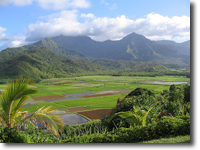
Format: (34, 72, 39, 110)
(125, 88, 155, 98)
(0, 79, 64, 135)
(108, 101, 161, 127)
(101, 92, 162, 131)
(1, 43, 189, 81)
(63, 116, 190, 143)
(0, 127, 32, 143)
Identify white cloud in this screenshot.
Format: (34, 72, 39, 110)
(0, 26, 30, 50)
(0, 26, 9, 43)
(80, 13, 95, 18)
(0, 35, 31, 51)
(1, 12, 190, 50)
(24, 11, 190, 42)
(0, 0, 90, 10)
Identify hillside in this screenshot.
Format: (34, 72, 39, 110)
(52, 33, 190, 67)
(0, 46, 96, 79)
(33, 38, 87, 59)
(0, 45, 169, 80)
(154, 40, 190, 56)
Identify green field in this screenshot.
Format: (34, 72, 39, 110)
(1, 75, 190, 113)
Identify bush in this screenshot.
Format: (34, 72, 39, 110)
(0, 127, 32, 143)
(64, 116, 190, 143)
(125, 88, 155, 98)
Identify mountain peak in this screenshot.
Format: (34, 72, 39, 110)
(122, 32, 149, 42)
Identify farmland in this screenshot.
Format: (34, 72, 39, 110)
(9, 75, 189, 123)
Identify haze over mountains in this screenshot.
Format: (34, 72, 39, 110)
(0, 32, 190, 80)
(51, 32, 190, 64)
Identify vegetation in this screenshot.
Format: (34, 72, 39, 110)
(0, 43, 190, 81)
(0, 79, 64, 136)
(0, 32, 190, 143)
(0, 76, 190, 143)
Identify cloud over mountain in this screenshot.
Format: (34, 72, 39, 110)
(24, 10, 190, 42)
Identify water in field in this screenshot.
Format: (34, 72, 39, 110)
(60, 114, 89, 125)
(28, 113, 89, 128)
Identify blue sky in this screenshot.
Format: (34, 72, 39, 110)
(0, 0, 190, 50)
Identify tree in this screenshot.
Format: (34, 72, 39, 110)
(108, 101, 161, 127)
(169, 84, 176, 92)
(174, 86, 186, 116)
(0, 79, 64, 135)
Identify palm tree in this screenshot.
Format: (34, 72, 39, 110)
(108, 101, 161, 127)
(0, 79, 64, 135)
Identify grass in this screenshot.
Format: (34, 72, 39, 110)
(104, 94, 127, 100)
(55, 96, 116, 107)
(139, 135, 190, 143)
(31, 76, 189, 97)
(1, 75, 190, 112)
(36, 102, 67, 110)
(22, 106, 39, 113)
(87, 101, 117, 108)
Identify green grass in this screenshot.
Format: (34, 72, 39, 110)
(104, 94, 127, 100)
(55, 96, 116, 107)
(0, 75, 190, 113)
(139, 135, 190, 143)
(22, 106, 39, 113)
(87, 101, 117, 108)
(36, 102, 67, 110)
(27, 75, 190, 97)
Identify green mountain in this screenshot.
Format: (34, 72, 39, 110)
(0, 46, 96, 79)
(52, 33, 190, 67)
(33, 37, 87, 59)
(0, 44, 169, 80)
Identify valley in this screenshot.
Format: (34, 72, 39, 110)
(0, 32, 190, 143)
(1, 75, 187, 123)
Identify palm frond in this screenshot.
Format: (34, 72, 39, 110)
(142, 101, 162, 126)
(0, 78, 38, 128)
(21, 106, 64, 135)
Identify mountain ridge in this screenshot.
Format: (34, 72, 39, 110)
(51, 32, 190, 65)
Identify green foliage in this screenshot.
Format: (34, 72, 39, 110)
(125, 88, 155, 98)
(0, 127, 32, 143)
(0, 43, 183, 80)
(64, 116, 190, 143)
(0, 79, 64, 136)
(108, 101, 161, 127)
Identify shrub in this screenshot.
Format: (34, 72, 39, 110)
(0, 127, 32, 143)
(63, 116, 190, 143)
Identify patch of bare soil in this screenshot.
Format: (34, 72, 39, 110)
(83, 93, 113, 98)
(78, 109, 113, 119)
(32, 95, 66, 100)
(66, 107, 90, 112)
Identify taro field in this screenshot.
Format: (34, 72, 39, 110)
(0, 75, 190, 124)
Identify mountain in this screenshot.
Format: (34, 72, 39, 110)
(32, 37, 87, 59)
(52, 33, 190, 67)
(0, 44, 169, 80)
(154, 40, 190, 56)
(0, 45, 96, 79)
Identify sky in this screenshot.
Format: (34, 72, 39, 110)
(0, 0, 190, 51)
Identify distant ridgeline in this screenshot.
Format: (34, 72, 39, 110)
(0, 32, 190, 80)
